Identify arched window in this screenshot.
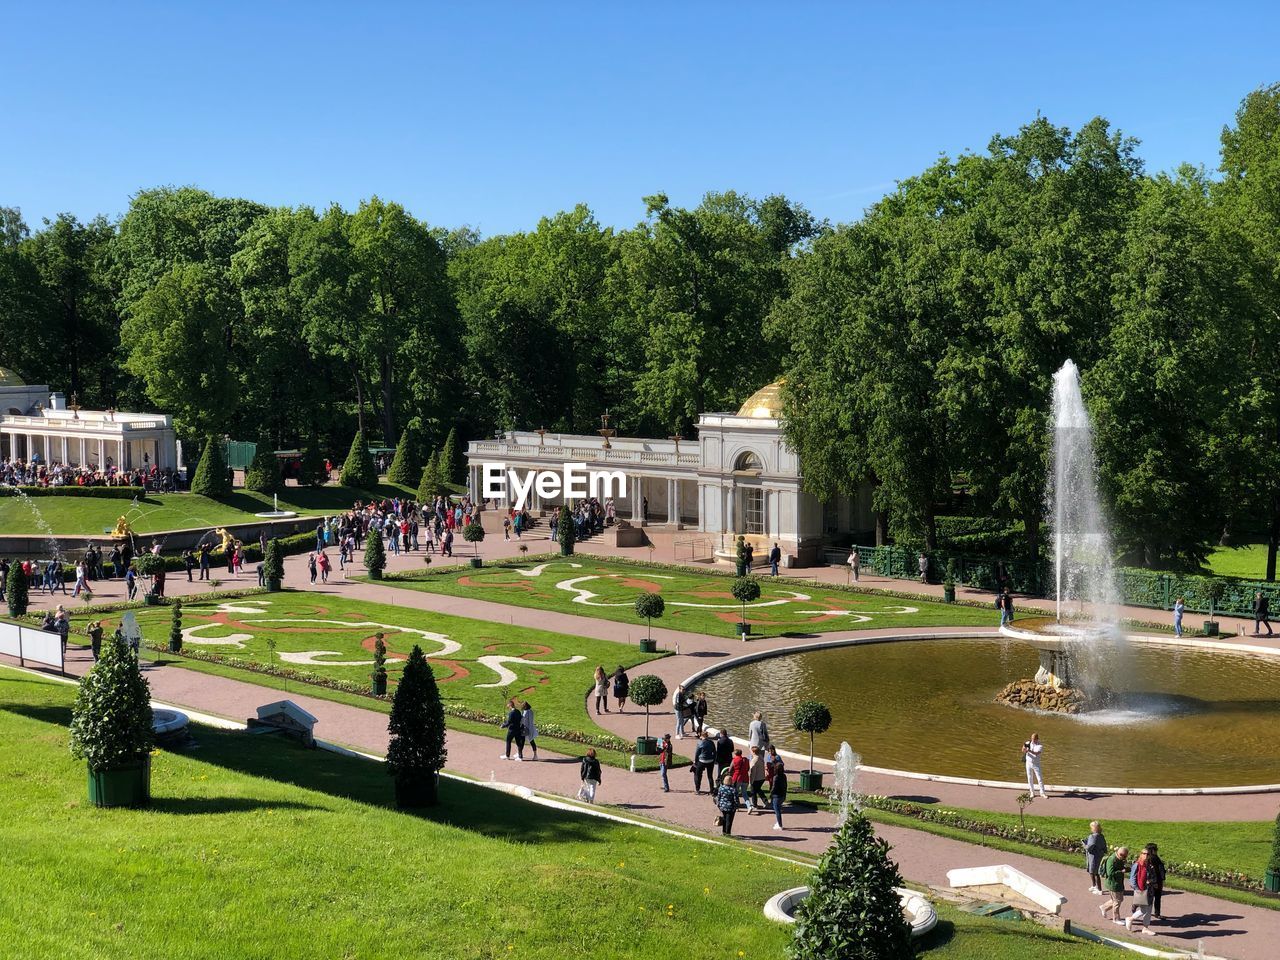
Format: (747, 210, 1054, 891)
(734, 450, 763, 473)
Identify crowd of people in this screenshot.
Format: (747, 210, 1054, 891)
(1, 456, 182, 491)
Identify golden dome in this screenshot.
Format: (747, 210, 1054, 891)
(736, 380, 784, 419)
(0, 367, 25, 387)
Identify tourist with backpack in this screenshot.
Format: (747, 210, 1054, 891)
(576, 749, 602, 803)
(1099, 847, 1129, 923)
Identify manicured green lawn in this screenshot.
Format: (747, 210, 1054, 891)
(106, 591, 662, 742)
(0, 482, 419, 535)
(1207, 543, 1270, 580)
(382, 557, 1000, 639)
(0, 670, 1116, 959)
(891, 801, 1272, 881)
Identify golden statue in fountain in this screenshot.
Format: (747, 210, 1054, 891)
(111, 516, 133, 538)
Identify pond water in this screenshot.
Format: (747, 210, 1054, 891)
(693, 637, 1280, 788)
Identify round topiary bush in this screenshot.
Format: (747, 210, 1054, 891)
(462, 521, 485, 557)
(69, 632, 155, 807)
(731, 575, 762, 635)
(793, 699, 832, 779)
(634, 592, 666, 640)
(629, 674, 668, 747)
(789, 812, 914, 960)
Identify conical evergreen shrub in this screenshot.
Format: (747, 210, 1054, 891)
(387, 419, 424, 486)
(789, 812, 914, 960)
(191, 436, 232, 497)
(387, 645, 447, 807)
(244, 443, 282, 494)
(340, 430, 378, 490)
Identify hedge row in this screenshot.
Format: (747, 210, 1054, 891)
(0, 485, 146, 499)
(858, 794, 1269, 895)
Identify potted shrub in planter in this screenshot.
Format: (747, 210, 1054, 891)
(943, 560, 956, 604)
(731, 575, 761, 639)
(168, 599, 183, 653)
(133, 553, 166, 605)
(634, 592, 665, 653)
(462, 521, 485, 568)
(793, 699, 832, 791)
(364, 532, 387, 581)
(1204, 578, 1226, 636)
(371, 633, 388, 696)
(263, 538, 285, 591)
(629, 675, 667, 755)
(387, 645, 447, 807)
(69, 632, 155, 808)
(556, 505, 575, 557)
(1266, 810, 1280, 893)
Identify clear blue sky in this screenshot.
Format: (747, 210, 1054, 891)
(4, 1, 1276, 236)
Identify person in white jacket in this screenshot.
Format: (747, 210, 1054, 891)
(1023, 732, 1047, 798)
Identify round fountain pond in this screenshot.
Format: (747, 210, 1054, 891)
(694, 635, 1280, 789)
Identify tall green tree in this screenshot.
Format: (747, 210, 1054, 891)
(0, 208, 46, 386)
(120, 262, 239, 436)
(1088, 171, 1241, 568)
(1217, 83, 1280, 579)
(617, 192, 817, 435)
(23, 213, 121, 404)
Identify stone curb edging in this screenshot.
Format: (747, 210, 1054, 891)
(679, 631, 1280, 796)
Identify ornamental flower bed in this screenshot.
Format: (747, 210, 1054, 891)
(137, 642, 638, 757)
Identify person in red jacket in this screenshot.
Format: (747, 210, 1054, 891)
(729, 748, 751, 808)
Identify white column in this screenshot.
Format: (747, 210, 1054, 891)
(60, 436, 67, 464)
(630, 475, 643, 522)
(668, 478, 679, 527)
(79, 437, 86, 466)
(98, 438, 105, 467)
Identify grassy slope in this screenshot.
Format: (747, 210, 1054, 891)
(382, 557, 998, 639)
(0, 482, 419, 535)
(108, 591, 662, 744)
(0, 669, 1113, 960)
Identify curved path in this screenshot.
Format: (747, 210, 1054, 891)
(25, 538, 1280, 821)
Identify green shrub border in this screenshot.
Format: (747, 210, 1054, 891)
(1, 486, 146, 500)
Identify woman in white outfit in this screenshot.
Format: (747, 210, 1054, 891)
(1023, 732, 1047, 798)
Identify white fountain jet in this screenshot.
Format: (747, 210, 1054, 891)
(999, 360, 1121, 700)
(1049, 359, 1119, 625)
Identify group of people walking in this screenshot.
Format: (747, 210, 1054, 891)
(1088, 821, 1167, 935)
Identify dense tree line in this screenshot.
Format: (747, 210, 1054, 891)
(2, 84, 1279, 573)
(774, 85, 1280, 574)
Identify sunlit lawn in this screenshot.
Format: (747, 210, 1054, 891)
(0, 482, 419, 535)
(0, 669, 1116, 960)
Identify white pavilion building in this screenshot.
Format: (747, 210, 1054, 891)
(465, 381, 874, 567)
(0, 367, 180, 471)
